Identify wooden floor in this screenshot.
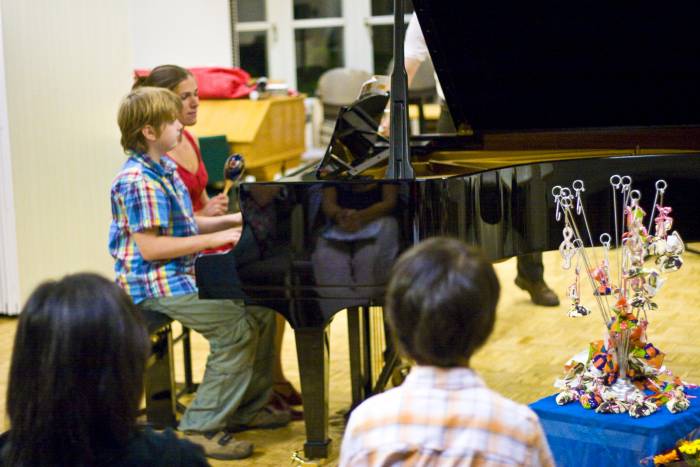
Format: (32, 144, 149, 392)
(2, 248, 700, 466)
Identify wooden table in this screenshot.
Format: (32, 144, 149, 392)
(191, 95, 306, 180)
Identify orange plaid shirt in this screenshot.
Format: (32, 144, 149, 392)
(340, 366, 554, 466)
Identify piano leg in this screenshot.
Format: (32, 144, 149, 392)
(347, 306, 373, 408)
(294, 326, 331, 458)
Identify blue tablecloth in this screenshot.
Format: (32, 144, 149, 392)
(530, 388, 700, 467)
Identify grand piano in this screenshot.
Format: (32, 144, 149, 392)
(196, 1, 700, 459)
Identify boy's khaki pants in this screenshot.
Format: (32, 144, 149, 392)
(142, 293, 275, 433)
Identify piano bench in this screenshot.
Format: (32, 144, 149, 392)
(138, 307, 199, 428)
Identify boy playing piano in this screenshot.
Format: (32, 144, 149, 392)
(110, 86, 288, 461)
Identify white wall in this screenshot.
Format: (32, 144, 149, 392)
(128, 0, 232, 69)
(0, 2, 19, 315)
(2, 0, 133, 301)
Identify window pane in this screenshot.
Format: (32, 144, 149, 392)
(371, 0, 413, 16)
(294, 0, 341, 19)
(372, 25, 393, 75)
(238, 0, 265, 22)
(295, 27, 343, 95)
(239, 31, 268, 78)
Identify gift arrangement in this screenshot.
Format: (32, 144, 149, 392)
(552, 177, 693, 417)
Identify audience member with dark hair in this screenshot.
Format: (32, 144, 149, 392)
(0, 273, 209, 467)
(340, 237, 554, 466)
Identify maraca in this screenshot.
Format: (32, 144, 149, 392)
(222, 153, 245, 196)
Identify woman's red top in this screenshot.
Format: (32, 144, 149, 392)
(173, 130, 208, 212)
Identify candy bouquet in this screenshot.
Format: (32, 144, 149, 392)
(551, 177, 692, 417)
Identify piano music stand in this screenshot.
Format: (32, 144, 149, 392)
(316, 93, 390, 179)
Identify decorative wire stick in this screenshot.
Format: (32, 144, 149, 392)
(610, 175, 622, 286)
(572, 179, 612, 311)
(552, 186, 563, 222)
(619, 176, 632, 293)
(623, 189, 643, 301)
(647, 181, 661, 235)
(598, 233, 612, 313)
(572, 180, 598, 259)
(563, 206, 610, 325)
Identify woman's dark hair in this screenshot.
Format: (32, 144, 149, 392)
(385, 237, 500, 367)
(133, 64, 192, 91)
(4, 273, 150, 466)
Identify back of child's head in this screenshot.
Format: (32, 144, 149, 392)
(117, 86, 182, 154)
(5, 273, 150, 466)
(133, 64, 192, 91)
(385, 237, 500, 367)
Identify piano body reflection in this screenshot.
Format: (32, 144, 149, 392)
(196, 1, 700, 458)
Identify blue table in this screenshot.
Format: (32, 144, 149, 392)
(530, 388, 700, 467)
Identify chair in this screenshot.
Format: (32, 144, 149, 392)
(139, 307, 198, 428)
(199, 135, 230, 192)
(386, 58, 437, 133)
(316, 68, 373, 146)
(408, 59, 437, 133)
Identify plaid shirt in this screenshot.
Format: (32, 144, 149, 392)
(340, 366, 554, 467)
(109, 153, 199, 304)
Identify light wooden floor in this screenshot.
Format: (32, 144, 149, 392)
(2, 249, 699, 466)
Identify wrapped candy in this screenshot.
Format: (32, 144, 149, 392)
(580, 392, 603, 410)
(666, 390, 690, 414)
(646, 237, 667, 256)
(630, 293, 647, 308)
(591, 265, 613, 295)
(654, 206, 673, 238)
(666, 231, 685, 255)
(659, 255, 683, 272)
(629, 399, 658, 418)
(596, 399, 627, 414)
(568, 304, 591, 318)
(643, 270, 665, 297)
(556, 389, 581, 406)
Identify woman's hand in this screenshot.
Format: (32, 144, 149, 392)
(336, 209, 363, 232)
(199, 193, 229, 216)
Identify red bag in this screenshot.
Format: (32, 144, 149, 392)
(189, 67, 253, 99)
(133, 67, 253, 99)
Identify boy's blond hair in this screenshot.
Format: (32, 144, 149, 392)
(117, 86, 182, 154)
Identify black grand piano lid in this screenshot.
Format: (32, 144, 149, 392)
(412, 1, 700, 133)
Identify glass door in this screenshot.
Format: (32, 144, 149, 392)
(234, 0, 412, 94)
(235, 0, 271, 78)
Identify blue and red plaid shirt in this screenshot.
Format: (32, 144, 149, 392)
(109, 152, 199, 304)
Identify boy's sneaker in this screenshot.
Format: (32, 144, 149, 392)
(182, 431, 253, 460)
(227, 405, 292, 432)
